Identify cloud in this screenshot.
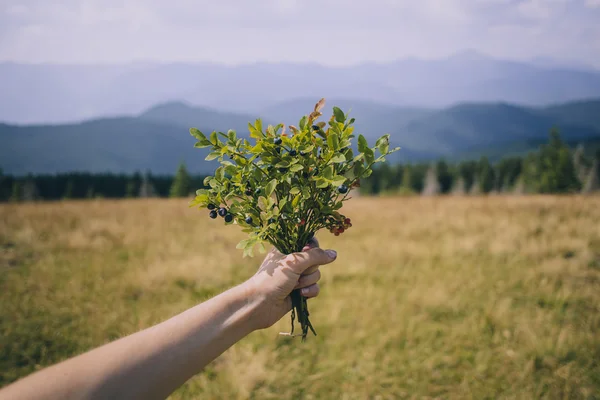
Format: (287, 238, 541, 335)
(0, 0, 599, 67)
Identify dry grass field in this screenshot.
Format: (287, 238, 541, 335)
(1, 196, 600, 399)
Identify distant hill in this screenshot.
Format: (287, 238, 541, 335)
(2, 51, 600, 124)
(139, 101, 265, 133)
(1, 98, 600, 175)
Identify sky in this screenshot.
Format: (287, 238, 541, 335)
(1, 0, 600, 67)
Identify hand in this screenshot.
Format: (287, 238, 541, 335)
(244, 237, 337, 330)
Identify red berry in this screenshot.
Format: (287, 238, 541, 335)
(344, 218, 351, 224)
(334, 232, 340, 236)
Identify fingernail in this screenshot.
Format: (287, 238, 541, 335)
(301, 287, 310, 296)
(325, 250, 337, 259)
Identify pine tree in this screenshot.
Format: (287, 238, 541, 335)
(478, 157, 495, 194)
(436, 159, 453, 194)
(169, 162, 192, 198)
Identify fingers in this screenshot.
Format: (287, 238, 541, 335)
(283, 247, 337, 275)
(295, 269, 321, 289)
(301, 237, 320, 252)
(300, 283, 320, 298)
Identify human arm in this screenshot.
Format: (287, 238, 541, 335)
(0, 240, 337, 400)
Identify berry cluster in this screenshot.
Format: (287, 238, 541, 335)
(208, 204, 233, 223)
(328, 217, 352, 236)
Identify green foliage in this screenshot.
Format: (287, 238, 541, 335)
(190, 98, 400, 257)
(478, 156, 495, 193)
(169, 162, 192, 198)
(523, 129, 582, 193)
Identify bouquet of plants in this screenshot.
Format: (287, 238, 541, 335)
(189, 98, 399, 340)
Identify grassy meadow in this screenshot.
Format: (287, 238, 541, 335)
(1, 196, 599, 399)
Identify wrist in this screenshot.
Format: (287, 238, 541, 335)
(230, 279, 266, 333)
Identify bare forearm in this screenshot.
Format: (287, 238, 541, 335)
(0, 283, 259, 400)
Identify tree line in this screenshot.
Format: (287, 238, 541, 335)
(1, 164, 202, 202)
(2, 130, 599, 203)
(360, 130, 600, 196)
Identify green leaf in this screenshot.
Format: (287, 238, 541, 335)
(236, 239, 251, 250)
(333, 106, 345, 123)
(322, 165, 334, 180)
(289, 164, 303, 172)
(265, 179, 277, 197)
(330, 175, 347, 186)
(205, 151, 221, 161)
(330, 154, 346, 163)
(358, 134, 368, 153)
(215, 166, 224, 181)
(344, 169, 356, 180)
(255, 119, 263, 135)
(353, 154, 364, 163)
(292, 194, 301, 208)
(327, 133, 340, 151)
(228, 129, 237, 142)
(210, 131, 217, 145)
(364, 148, 375, 164)
(224, 165, 237, 177)
(299, 116, 308, 131)
(194, 142, 211, 148)
(301, 186, 310, 200)
(354, 161, 365, 177)
(315, 178, 329, 188)
(299, 144, 314, 153)
(362, 168, 373, 178)
(344, 148, 354, 161)
(289, 187, 300, 195)
(275, 160, 290, 168)
(248, 123, 260, 139)
(190, 128, 206, 141)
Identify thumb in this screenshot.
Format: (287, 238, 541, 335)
(284, 247, 337, 275)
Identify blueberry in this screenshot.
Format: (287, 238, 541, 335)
(207, 204, 216, 210)
(338, 185, 348, 194)
(245, 216, 253, 224)
(311, 125, 320, 131)
(289, 149, 297, 156)
(224, 214, 233, 223)
(254, 188, 261, 195)
(268, 218, 276, 224)
(209, 210, 218, 219)
(274, 137, 282, 145)
(245, 188, 253, 196)
(303, 172, 309, 179)
(279, 167, 288, 173)
(218, 207, 227, 217)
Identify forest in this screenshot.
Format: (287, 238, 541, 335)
(2, 129, 599, 202)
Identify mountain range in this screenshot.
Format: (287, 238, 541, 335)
(2, 97, 600, 175)
(2, 50, 600, 125)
